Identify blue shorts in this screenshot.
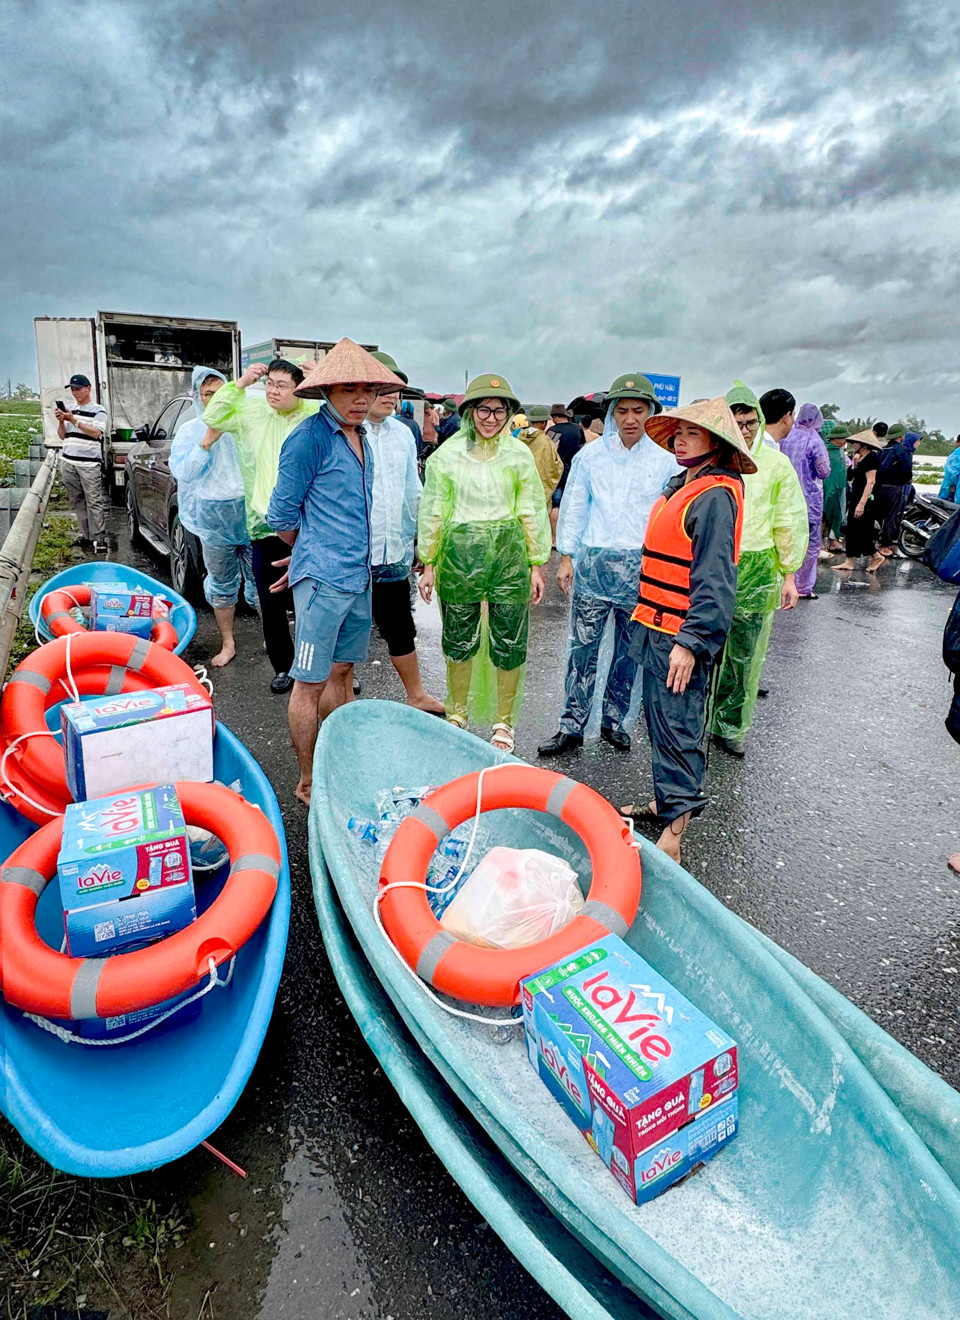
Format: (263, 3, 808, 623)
(290, 578, 372, 683)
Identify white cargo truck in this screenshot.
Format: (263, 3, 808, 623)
(35, 311, 240, 502)
(240, 336, 378, 371)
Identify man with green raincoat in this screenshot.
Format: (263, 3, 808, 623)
(418, 373, 551, 752)
(710, 381, 808, 757)
(821, 422, 851, 552)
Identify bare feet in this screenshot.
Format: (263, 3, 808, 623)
(408, 693, 446, 715)
(947, 853, 960, 875)
(866, 554, 885, 573)
(295, 779, 311, 806)
(210, 640, 237, 668)
(655, 812, 689, 864)
(831, 559, 855, 572)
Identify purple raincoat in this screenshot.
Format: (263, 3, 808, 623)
(780, 404, 832, 596)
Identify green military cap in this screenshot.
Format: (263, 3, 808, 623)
(886, 423, 906, 440)
(525, 404, 551, 421)
(370, 350, 408, 385)
(605, 373, 662, 413)
(458, 373, 520, 415)
(829, 423, 851, 439)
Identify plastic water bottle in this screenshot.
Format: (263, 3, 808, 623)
(435, 835, 468, 860)
(592, 1105, 615, 1165)
(427, 864, 463, 918)
(347, 817, 379, 845)
(688, 1067, 705, 1115)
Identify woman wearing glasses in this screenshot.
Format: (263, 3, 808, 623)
(418, 374, 551, 751)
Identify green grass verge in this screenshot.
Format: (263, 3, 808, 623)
(0, 400, 40, 414)
(5, 511, 82, 677)
(0, 414, 42, 461)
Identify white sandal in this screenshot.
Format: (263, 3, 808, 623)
(491, 723, 515, 753)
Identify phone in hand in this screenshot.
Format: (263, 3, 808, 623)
(55, 399, 66, 412)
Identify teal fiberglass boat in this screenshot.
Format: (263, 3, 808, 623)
(310, 700, 960, 1320)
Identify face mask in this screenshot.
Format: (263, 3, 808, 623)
(675, 447, 719, 468)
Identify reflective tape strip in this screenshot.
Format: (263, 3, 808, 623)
(8, 670, 52, 693)
(416, 930, 459, 985)
(127, 637, 151, 671)
(70, 959, 106, 1019)
(546, 776, 577, 819)
(581, 899, 629, 938)
(1, 865, 47, 896)
(44, 609, 72, 624)
(105, 665, 127, 695)
(411, 802, 449, 842)
(229, 852, 281, 878)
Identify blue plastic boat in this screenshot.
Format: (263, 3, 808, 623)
(310, 701, 960, 1320)
(0, 722, 289, 1177)
(29, 561, 197, 656)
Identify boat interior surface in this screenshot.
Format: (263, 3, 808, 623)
(312, 701, 960, 1320)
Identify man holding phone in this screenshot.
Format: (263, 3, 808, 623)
(55, 373, 109, 551)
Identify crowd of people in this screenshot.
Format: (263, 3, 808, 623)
(53, 343, 946, 860)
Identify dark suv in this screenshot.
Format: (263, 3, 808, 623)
(125, 394, 205, 599)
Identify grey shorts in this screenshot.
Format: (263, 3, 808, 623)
(290, 578, 372, 683)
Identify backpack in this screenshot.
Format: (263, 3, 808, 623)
(922, 507, 960, 584)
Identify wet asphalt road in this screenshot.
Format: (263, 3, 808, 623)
(94, 518, 960, 1318)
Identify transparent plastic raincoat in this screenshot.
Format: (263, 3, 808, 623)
(712, 382, 809, 744)
(169, 367, 249, 547)
(557, 404, 678, 608)
(554, 402, 677, 736)
(418, 410, 551, 725)
(201, 378, 318, 541)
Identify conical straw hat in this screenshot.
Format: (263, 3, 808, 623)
(294, 338, 406, 399)
(645, 395, 758, 475)
(848, 428, 884, 449)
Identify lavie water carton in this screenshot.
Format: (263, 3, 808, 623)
(622, 1094, 739, 1204)
(58, 785, 195, 956)
(61, 684, 215, 801)
(521, 935, 739, 1201)
(89, 582, 154, 638)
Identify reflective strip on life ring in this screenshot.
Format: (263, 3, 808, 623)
(0, 781, 281, 1020)
(378, 766, 642, 1008)
(40, 586, 178, 650)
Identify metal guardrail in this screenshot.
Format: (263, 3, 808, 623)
(0, 451, 58, 677)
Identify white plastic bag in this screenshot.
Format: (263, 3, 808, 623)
(439, 846, 583, 949)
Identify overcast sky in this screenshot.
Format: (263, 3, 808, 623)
(4, 0, 959, 428)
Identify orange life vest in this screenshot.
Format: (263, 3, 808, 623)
(631, 472, 744, 637)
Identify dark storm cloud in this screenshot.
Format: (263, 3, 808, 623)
(2, 0, 959, 427)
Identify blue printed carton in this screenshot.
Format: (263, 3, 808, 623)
(61, 683, 214, 801)
(89, 582, 154, 638)
(58, 785, 195, 957)
(53, 986, 202, 1041)
(521, 935, 738, 1203)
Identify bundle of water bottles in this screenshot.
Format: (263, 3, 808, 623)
(347, 785, 491, 918)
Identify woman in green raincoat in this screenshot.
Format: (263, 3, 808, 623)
(418, 374, 552, 751)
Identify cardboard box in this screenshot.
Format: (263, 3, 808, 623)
(605, 1093, 740, 1204)
(89, 582, 154, 638)
(61, 684, 215, 801)
(521, 935, 738, 1198)
(58, 785, 195, 956)
(54, 986, 202, 1040)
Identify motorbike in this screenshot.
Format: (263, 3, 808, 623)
(898, 489, 958, 558)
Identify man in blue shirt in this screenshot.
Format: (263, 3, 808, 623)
(267, 339, 406, 804)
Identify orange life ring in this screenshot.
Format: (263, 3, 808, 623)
(378, 766, 642, 1008)
(0, 781, 280, 1020)
(40, 585, 178, 650)
(0, 634, 210, 824)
